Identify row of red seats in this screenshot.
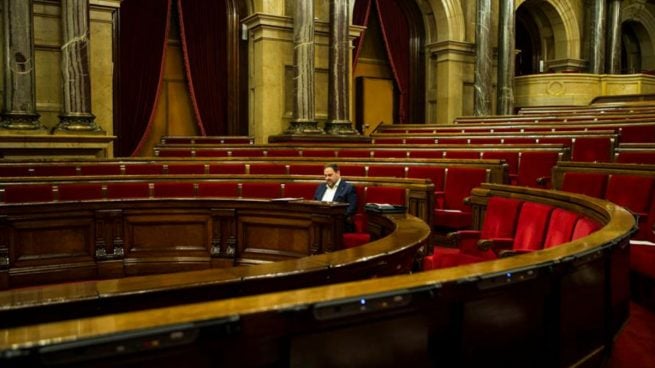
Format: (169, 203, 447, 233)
(423, 196, 600, 269)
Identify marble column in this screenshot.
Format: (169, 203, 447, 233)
(474, 0, 492, 116)
(496, 0, 515, 115)
(324, 0, 358, 135)
(55, 0, 102, 133)
(1, 0, 44, 131)
(285, 0, 324, 135)
(588, 0, 607, 74)
(606, 0, 622, 74)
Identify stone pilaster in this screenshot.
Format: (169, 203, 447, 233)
(1, 0, 44, 131)
(285, 0, 323, 135)
(606, 0, 622, 74)
(55, 0, 103, 134)
(496, 0, 515, 115)
(588, 0, 607, 74)
(324, 0, 358, 135)
(473, 0, 492, 116)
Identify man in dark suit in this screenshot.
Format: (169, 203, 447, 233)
(313, 163, 357, 232)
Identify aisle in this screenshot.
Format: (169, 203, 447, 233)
(607, 302, 655, 367)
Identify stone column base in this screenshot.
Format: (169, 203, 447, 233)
(324, 120, 359, 135)
(54, 114, 105, 135)
(0, 112, 46, 131)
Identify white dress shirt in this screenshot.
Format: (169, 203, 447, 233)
(321, 179, 341, 202)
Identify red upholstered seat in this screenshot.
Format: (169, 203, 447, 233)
(560, 172, 608, 198)
(443, 151, 481, 159)
(240, 182, 282, 198)
(194, 149, 229, 157)
(58, 183, 104, 201)
(571, 217, 601, 240)
(0, 166, 32, 177)
(79, 164, 122, 176)
(229, 149, 265, 157)
(338, 165, 367, 177)
(482, 151, 519, 184)
(516, 151, 560, 188)
(167, 164, 206, 175)
(373, 150, 408, 158)
(342, 185, 370, 248)
(367, 165, 406, 178)
(288, 164, 324, 175)
(249, 163, 288, 175)
(106, 182, 150, 199)
(408, 150, 443, 159)
(571, 137, 614, 162)
(433, 167, 489, 230)
(423, 196, 524, 270)
(196, 182, 239, 197)
(614, 151, 655, 164)
(337, 149, 371, 158)
(543, 208, 580, 248)
(3, 184, 54, 203)
(365, 186, 406, 206)
(300, 149, 336, 157)
(494, 202, 555, 257)
(618, 124, 655, 143)
(265, 149, 299, 157)
(208, 164, 246, 174)
(630, 242, 655, 279)
(124, 164, 164, 175)
(604, 174, 655, 241)
(406, 166, 445, 191)
(32, 165, 78, 176)
(157, 149, 194, 157)
(283, 182, 316, 199)
(153, 182, 195, 197)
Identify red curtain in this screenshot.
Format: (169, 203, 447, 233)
(115, 0, 171, 157)
(352, 0, 372, 69)
(375, 0, 411, 123)
(177, 0, 229, 136)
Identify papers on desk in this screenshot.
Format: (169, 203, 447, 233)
(364, 203, 407, 213)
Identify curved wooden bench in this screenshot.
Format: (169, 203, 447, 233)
(0, 183, 635, 367)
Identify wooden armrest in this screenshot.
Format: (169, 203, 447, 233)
(536, 176, 551, 187)
(498, 249, 534, 258)
(477, 237, 513, 252)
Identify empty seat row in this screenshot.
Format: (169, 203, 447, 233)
(423, 196, 601, 270)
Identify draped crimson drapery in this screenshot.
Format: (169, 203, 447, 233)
(352, 0, 372, 69)
(115, 0, 171, 157)
(375, 0, 411, 123)
(177, 0, 229, 136)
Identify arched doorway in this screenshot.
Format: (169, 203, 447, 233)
(353, 0, 426, 126)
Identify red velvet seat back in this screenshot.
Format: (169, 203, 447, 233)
(79, 165, 122, 176)
(265, 149, 299, 157)
(408, 150, 443, 159)
(195, 149, 229, 157)
(443, 151, 481, 159)
(406, 166, 445, 191)
(604, 174, 655, 214)
(58, 183, 104, 201)
(571, 137, 613, 162)
(229, 149, 264, 157)
(3, 184, 53, 203)
(208, 164, 246, 174)
(196, 182, 239, 197)
(337, 149, 371, 158)
(614, 151, 655, 164)
(372, 150, 407, 158)
(367, 165, 406, 178)
(571, 217, 601, 240)
(124, 164, 164, 175)
(517, 151, 560, 188)
(0, 166, 32, 177)
(561, 172, 608, 198)
(32, 165, 78, 176)
(288, 164, 324, 175)
(153, 182, 195, 198)
(512, 202, 555, 252)
(106, 182, 150, 199)
(605, 174, 655, 240)
(338, 165, 367, 177)
(283, 182, 316, 199)
(156, 149, 193, 157)
(300, 149, 336, 157)
(543, 208, 580, 248)
(365, 186, 406, 206)
(479, 197, 523, 239)
(240, 183, 282, 198)
(442, 168, 489, 211)
(249, 163, 287, 175)
(167, 164, 206, 175)
(482, 151, 519, 182)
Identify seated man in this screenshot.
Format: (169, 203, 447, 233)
(313, 163, 357, 232)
